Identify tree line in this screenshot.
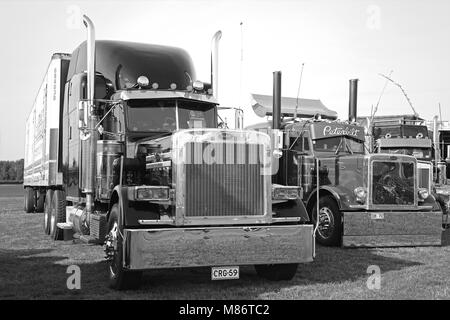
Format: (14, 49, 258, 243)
(0, 159, 24, 182)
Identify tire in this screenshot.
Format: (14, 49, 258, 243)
(50, 190, 66, 241)
(24, 187, 35, 213)
(35, 190, 45, 213)
(106, 204, 142, 290)
(43, 189, 54, 235)
(311, 195, 342, 246)
(255, 263, 298, 281)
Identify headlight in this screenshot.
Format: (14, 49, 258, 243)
(272, 185, 301, 200)
(354, 187, 367, 204)
(130, 186, 170, 201)
(418, 188, 429, 200)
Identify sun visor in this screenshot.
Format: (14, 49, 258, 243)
(251, 93, 338, 120)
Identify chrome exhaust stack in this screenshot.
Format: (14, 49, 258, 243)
(211, 31, 222, 100)
(433, 116, 447, 184)
(82, 14, 97, 214)
(348, 79, 359, 122)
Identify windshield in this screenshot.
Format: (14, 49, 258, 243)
(383, 147, 432, 160)
(313, 136, 364, 154)
(126, 99, 216, 132)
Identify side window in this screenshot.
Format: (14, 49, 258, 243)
(291, 132, 310, 152)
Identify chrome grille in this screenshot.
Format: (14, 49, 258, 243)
(417, 162, 432, 192)
(184, 142, 264, 217)
(371, 160, 415, 205)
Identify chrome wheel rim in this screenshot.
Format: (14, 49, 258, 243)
(317, 207, 335, 240)
(44, 211, 48, 230)
(105, 222, 119, 277)
(50, 209, 55, 234)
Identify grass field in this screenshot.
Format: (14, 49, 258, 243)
(0, 185, 449, 300)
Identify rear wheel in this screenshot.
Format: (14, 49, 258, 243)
(35, 190, 45, 213)
(50, 190, 66, 240)
(255, 263, 298, 281)
(105, 204, 142, 290)
(311, 195, 342, 246)
(43, 189, 53, 235)
(24, 187, 35, 213)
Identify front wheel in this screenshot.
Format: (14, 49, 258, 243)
(105, 204, 142, 290)
(50, 190, 66, 240)
(311, 195, 342, 246)
(254, 264, 298, 281)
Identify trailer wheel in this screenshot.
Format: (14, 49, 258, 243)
(35, 190, 45, 213)
(311, 195, 342, 246)
(43, 189, 54, 235)
(50, 190, 65, 240)
(106, 204, 142, 290)
(254, 263, 298, 281)
(24, 187, 35, 213)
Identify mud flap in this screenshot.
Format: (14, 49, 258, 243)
(342, 211, 443, 248)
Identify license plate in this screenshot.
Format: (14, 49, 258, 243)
(211, 266, 239, 280)
(370, 212, 385, 220)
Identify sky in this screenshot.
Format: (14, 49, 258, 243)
(0, 0, 449, 160)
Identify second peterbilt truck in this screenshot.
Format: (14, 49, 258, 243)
(23, 15, 314, 290)
(357, 114, 450, 229)
(247, 78, 443, 247)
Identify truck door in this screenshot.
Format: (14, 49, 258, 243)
(65, 73, 85, 199)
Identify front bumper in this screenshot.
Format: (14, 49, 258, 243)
(342, 210, 443, 247)
(123, 224, 313, 270)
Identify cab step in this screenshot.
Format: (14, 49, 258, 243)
(56, 222, 74, 241)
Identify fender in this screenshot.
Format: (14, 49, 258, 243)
(272, 198, 310, 222)
(306, 185, 344, 211)
(108, 185, 130, 227)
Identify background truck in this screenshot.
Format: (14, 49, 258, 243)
(23, 15, 314, 290)
(357, 114, 450, 230)
(247, 79, 443, 247)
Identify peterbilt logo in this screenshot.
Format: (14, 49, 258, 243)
(323, 125, 360, 137)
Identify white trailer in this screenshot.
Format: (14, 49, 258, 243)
(23, 53, 70, 212)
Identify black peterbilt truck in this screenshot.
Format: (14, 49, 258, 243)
(247, 78, 443, 247)
(23, 15, 314, 290)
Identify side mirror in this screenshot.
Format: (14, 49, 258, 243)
(78, 100, 89, 130)
(235, 108, 244, 130)
(272, 129, 283, 159)
(78, 100, 91, 140)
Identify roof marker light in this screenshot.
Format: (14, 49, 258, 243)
(170, 83, 177, 90)
(137, 76, 149, 87)
(193, 80, 204, 91)
(152, 82, 159, 89)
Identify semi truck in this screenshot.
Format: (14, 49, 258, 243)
(23, 15, 314, 290)
(247, 78, 443, 247)
(358, 114, 450, 229)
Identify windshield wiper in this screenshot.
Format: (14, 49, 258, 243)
(344, 138, 354, 155)
(335, 137, 344, 155)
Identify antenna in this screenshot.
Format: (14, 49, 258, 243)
(294, 62, 305, 120)
(379, 72, 418, 117)
(439, 102, 443, 124)
(371, 69, 392, 120)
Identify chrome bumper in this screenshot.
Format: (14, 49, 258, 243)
(123, 224, 313, 270)
(342, 210, 443, 247)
